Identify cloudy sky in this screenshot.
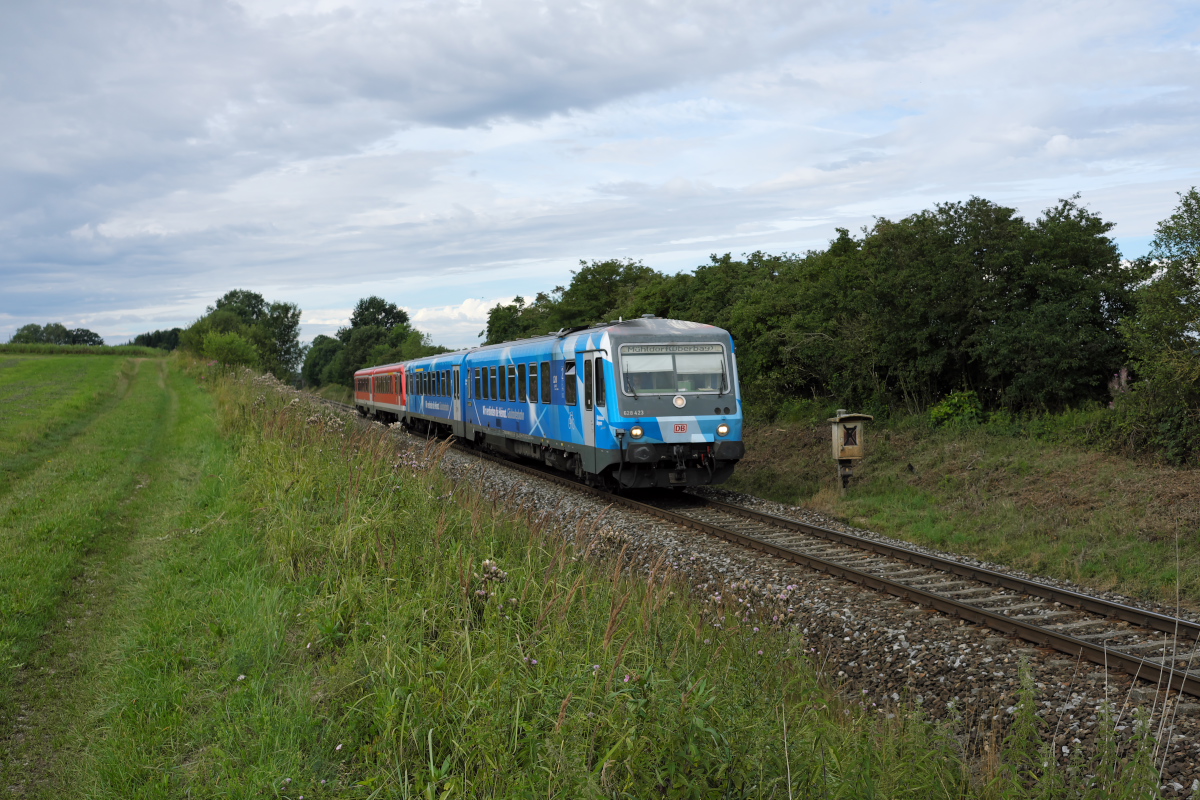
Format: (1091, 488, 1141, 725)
(2, 0, 1198, 347)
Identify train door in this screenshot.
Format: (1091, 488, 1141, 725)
(452, 365, 463, 436)
(578, 351, 599, 472)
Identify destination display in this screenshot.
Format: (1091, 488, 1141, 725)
(621, 343, 723, 355)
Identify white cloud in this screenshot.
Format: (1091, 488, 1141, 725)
(410, 296, 516, 347)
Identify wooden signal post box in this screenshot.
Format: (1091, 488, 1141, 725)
(828, 410, 874, 490)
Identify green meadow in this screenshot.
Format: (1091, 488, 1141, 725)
(0, 355, 1158, 798)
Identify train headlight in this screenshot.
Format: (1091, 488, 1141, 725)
(630, 425, 645, 439)
(673, 395, 686, 408)
(717, 423, 730, 437)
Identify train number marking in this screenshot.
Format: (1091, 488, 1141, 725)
(674, 423, 688, 433)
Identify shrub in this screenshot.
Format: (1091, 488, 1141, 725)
(929, 390, 983, 427)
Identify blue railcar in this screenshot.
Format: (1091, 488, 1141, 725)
(353, 316, 745, 489)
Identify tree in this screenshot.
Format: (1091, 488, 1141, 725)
(9, 324, 44, 344)
(68, 328, 105, 346)
(131, 328, 182, 350)
(8, 322, 104, 346)
(209, 290, 267, 326)
(202, 331, 258, 368)
(345, 296, 408, 336)
(252, 301, 303, 380)
(302, 335, 343, 387)
(1115, 188, 1200, 462)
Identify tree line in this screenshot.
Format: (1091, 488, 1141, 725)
(301, 296, 449, 388)
(8, 322, 105, 346)
(148, 290, 446, 389)
(484, 191, 1200, 461)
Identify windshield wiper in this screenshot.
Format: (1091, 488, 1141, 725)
(718, 361, 728, 397)
(624, 374, 639, 399)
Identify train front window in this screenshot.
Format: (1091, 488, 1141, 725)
(619, 347, 726, 395)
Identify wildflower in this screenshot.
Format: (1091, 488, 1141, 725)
(758, 650, 764, 655)
(531, 659, 538, 665)
(336, 743, 343, 751)
(623, 675, 631, 683)
(284, 778, 291, 784)
(237, 674, 246, 681)
(592, 664, 600, 672)
(753, 626, 759, 633)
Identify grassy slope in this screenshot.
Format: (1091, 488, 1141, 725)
(0, 361, 1158, 798)
(727, 416, 1200, 609)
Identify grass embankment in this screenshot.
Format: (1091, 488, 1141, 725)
(310, 382, 352, 405)
(728, 414, 1200, 609)
(0, 359, 1159, 798)
(81, 372, 976, 798)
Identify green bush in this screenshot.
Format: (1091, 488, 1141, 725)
(929, 390, 983, 427)
(202, 330, 258, 368)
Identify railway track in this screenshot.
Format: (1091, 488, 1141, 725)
(323, 396, 1200, 698)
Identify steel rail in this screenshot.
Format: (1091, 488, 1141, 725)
(697, 498, 1200, 642)
(319, 396, 1200, 697)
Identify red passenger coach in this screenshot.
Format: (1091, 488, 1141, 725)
(354, 364, 407, 424)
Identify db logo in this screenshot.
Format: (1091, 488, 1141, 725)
(674, 423, 688, 433)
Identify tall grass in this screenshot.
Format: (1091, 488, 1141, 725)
(200, 371, 974, 797)
(71, 367, 1163, 798)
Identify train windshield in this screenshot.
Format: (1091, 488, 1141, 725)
(619, 347, 726, 394)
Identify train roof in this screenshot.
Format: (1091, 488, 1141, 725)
(354, 316, 727, 375)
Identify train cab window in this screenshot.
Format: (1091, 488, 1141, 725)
(595, 359, 606, 407)
(474, 368, 481, 399)
(565, 361, 577, 406)
(528, 363, 538, 403)
(517, 364, 526, 402)
(584, 359, 593, 411)
(541, 361, 551, 403)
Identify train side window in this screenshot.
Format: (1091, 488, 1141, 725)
(499, 365, 507, 401)
(595, 359, 606, 407)
(541, 361, 551, 403)
(517, 363, 526, 402)
(528, 363, 538, 403)
(474, 368, 481, 399)
(565, 361, 577, 406)
(584, 358, 593, 410)
(507, 366, 516, 400)
(445, 370, 450, 397)
(490, 366, 498, 400)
